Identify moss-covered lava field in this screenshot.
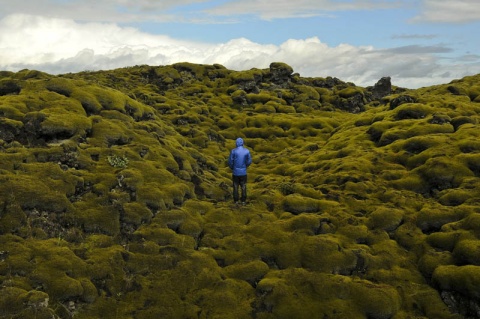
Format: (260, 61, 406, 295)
(1, 62, 480, 318)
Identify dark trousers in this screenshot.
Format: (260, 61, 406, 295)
(232, 175, 247, 202)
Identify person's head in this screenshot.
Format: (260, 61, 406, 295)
(236, 137, 244, 147)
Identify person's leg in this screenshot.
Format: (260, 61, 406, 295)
(232, 175, 240, 202)
(239, 175, 247, 203)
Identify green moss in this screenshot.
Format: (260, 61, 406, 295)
(0, 200, 26, 234)
(337, 86, 364, 99)
(283, 214, 322, 235)
(45, 77, 76, 97)
(367, 207, 404, 232)
(73, 206, 120, 235)
(3, 65, 480, 319)
(295, 101, 319, 112)
(394, 103, 432, 120)
(0, 236, 34, 276)
(71, 88, 103, 115)
(269, 62, 293, 75)
(281, 194, 320, 214)
(394, 222, 427, 250)
(433, 265, 480, 299)
(0, 100, 28, 120)
(216, 116, 235, 130)
(255, 269, 401, 319)
(336, 224, 369, 243)
(155, 209, 187, 229)
(293, 85, 320, 101)
(402, 146, 452, 170)
(16, 239, 93, 303)
(0, 173, 71, 213)
(438, 188, 472, 206)
(254, 139, 290, 153)
(230, 69, 263, 83)
(154, 65, 182, 82)
(418, 250, 454, 278)
(416, 205, 467, 233)
(32, 271, 83, 301)
(80, 278, 98, 303)
(0, 117, 24, 135)
(458, 139, 480, 153)
(224, 260, 269, 285)
(426, 231, 465, 251)
(247, 92, 278, 104)
(401, 135, 440, 154)
(88, 118, 133, 147)
(255, 277, 327, 318)
(245, 115, 270, 128)
(133, 223, 196, 249)
(458, 153, 480, 177)
(453, 239, 480, 265)
(90, 86, 128, 112)
(254, 102, 277, 113)
(350, 279, 401, 319)
(243, 126, 285, 139)
(455, 213, 480, 237)
(389, 174, 428, 193)
(367, 121, 396, 145)
(452, 116, 477, 130)
(123, 202, 153, 226)
(0, 78, 21, 96)
(0, 287, 29, 315)
(416, 158, 473, 190)
(82, 245, 130, 298)
(178, 218, 202, 240)
(467, 85, 480, 101)
(300, 235, 357, 274)
(403, 288, 459, 319)
(183, 199, 213, 215)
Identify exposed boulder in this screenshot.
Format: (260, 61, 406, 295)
(429, 113, 452, 125)
(269, 62, 293, 86)
(447, 85, 464, 95)
(332, 93, 365, 113)
(371, 76, 392, 100)
(0, 79, 21, 96)
(0, 118, 22, 142)
(314, 76, 344, 88)
(390, 94, 417, 109)
(230, 69, 263, 93)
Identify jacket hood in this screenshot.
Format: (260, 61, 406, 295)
(236, 138, 244, 147)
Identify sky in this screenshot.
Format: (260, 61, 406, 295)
(1, 0, 480, 88)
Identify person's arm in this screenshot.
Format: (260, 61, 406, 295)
(228, 150, 235, 169)
(246, 151, 252, 167)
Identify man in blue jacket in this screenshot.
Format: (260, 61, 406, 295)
(228, 137, 252, 204)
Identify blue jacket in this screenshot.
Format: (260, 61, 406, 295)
(228, 138, 252, 176)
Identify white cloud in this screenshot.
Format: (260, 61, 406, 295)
(391, 34, 438, 40)
(412, 0, 480, 23)
(0, 14, 205, 62)
(204, 0, 403, 20)
(0, 0, 193, 23)
(0, 0, 405, 23)
(1, 14, 479, 89)
(3, 0, 480, 26)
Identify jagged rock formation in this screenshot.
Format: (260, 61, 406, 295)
(1, 63, 480, 318)
(370, 76, 392, 100)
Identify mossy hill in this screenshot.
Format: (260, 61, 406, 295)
(1, 62, 480, 319)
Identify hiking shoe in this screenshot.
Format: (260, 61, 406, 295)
(241, 201, 246, 206)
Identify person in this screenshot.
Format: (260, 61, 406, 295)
(228, 137, 252, 205)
